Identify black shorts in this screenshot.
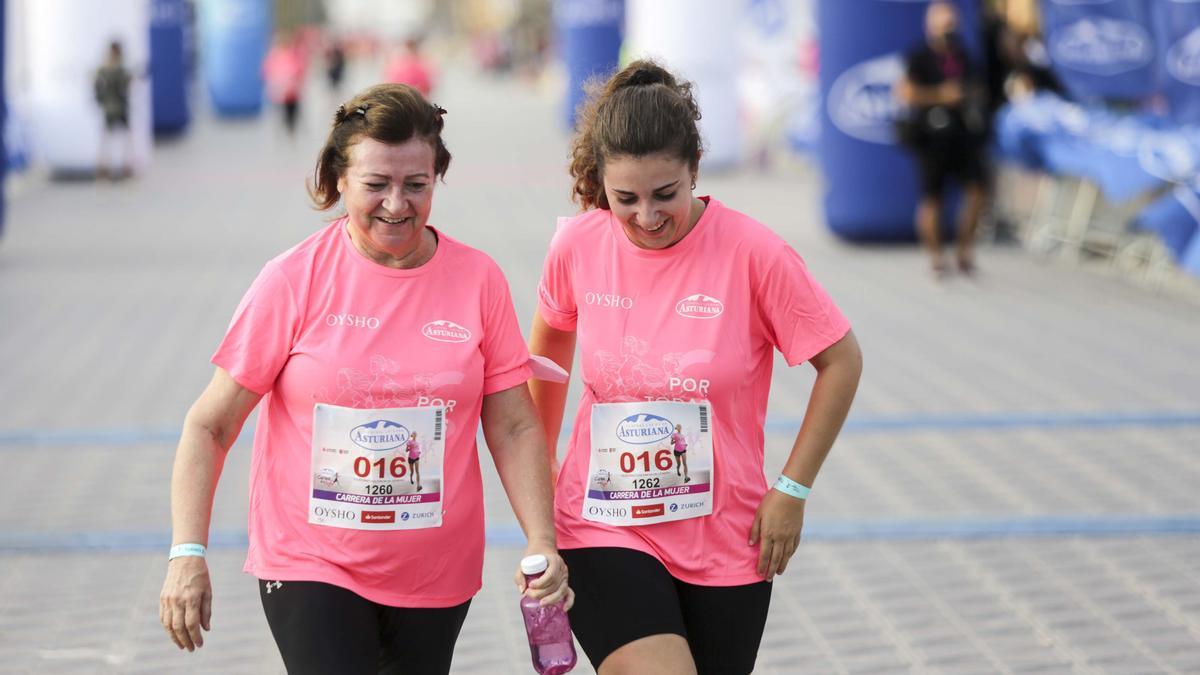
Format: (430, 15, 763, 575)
(916, 139, 986, 197)
(560, 547, 772, 675)
(258, 579, 471, 675)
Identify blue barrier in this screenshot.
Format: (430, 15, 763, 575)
(1154, 0, 1200, 123)
(555, 0, 623, 129)
(150, 0, 189, 134)
(0, 0, 5, 240)
(1041, 0, 1158, 102)
(993, 93, 1195, 202)
(1136, 185, 1200, 260)
(199, 0, 271, 117)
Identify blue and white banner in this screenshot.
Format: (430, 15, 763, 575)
(1154, 0, 1200, 123)
(1042, 0, 1158, 101)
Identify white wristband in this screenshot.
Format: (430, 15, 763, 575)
(773, 475, 811, 500)
(168, 543, 207, 560)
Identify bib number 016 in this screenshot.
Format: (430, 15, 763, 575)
(619, 449, 673, 474)
(353, 456, 408, 479)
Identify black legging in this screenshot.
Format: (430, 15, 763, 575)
(259, 579, 471, 674)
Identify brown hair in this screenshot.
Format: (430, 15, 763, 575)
(309, 83, 451, 210)
(569, 59, 703, 210)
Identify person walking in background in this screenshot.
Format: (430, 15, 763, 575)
(384, 37, 436, 97)
(94, 40, 133, 179)
(158, 83, 571, 674)
(528, 60, 862, 674)
(896, 1, 988, 278)
(325, 37, 347, 94)
(263, 32, 308, 136)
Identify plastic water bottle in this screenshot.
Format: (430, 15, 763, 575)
(519, 554, 577, 675)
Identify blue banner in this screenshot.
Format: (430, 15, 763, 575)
(1154, 0, 1200, 123)
(150, 0, 190, 133)
(555, 0, 623, 128)
(1041, 0, 1158, 101)
(819, 0, 938, 241)
(199, 0, 271, 117)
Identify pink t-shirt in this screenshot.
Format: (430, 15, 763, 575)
(406, 438, 421, 461)
(384, 55, 435, 96)
(214, 218, 532, 607)
(262, 44, 307, 104)
(670, 432, 687, 453)
(538, 198, 850, 586)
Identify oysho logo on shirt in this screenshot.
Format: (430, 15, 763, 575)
(326, 313, 381, 329)
(350, 420, 410, 451)
(584, 291, 634, 309)
(616, 414, 674, 445)
(422, 320, 471, 343)
(675, 294, 724, 319)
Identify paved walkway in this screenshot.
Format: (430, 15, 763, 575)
(1, 60, 1199, 674)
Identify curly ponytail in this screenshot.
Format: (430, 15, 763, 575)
(569, 59, 704, 210)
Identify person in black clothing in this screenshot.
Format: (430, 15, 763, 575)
(94, 40, 134, 179)
(326, 39, 346, 93)
(896, 1, 987, 277)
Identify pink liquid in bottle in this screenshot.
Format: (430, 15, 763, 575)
(519, 555, 577, 675)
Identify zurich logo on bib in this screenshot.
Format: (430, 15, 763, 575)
(1050, 17, 1152, 75)
(1168, 28, 1200, 86)
(827, 53, 905, 145)
(616, 414, 674, 445)
(350, 420, 410, 451)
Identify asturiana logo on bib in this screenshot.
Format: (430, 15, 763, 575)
(350, 420, 410, 451)
(675, 294, 724, 319)
(616, 414, 674, 445)
(422, 320, 471, 343)
(1168, 28, 1200, 86)
(1050, 18, 1152, 75)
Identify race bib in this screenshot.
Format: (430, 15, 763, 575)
(309, 403, 445, 530)
(584, 401, 714, 526)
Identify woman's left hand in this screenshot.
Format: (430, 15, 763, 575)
(749, 488, 806, 581)
(514, 543, 575, 610)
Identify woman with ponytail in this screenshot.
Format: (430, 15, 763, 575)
(529, 60, 863, 674)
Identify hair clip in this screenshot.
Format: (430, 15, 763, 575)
(432, 104, 447, 117)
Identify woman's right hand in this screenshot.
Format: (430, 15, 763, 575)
(159, 556, 213, 651)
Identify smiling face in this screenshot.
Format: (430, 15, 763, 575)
(337, 136, 436, 265)
(602, 152, 701, 250)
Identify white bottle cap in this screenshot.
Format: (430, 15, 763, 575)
(520, 554, 549, 575)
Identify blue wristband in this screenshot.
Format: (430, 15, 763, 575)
(773, 475, 811, 500)
(168, 543, 207, 560)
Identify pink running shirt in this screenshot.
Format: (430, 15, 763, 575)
(214, 219, 532, 607)
(406, 438, 422, 461)
(670, 432, 687, 453)
(538, 198, 850, 586)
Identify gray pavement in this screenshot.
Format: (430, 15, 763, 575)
(2, 60, 1199, 674)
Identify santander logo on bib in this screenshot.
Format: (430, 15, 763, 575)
(675, 294, 724, 319)
(422, 320, 471, 343)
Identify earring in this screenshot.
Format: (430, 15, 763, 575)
(691, 179, 697, 190)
